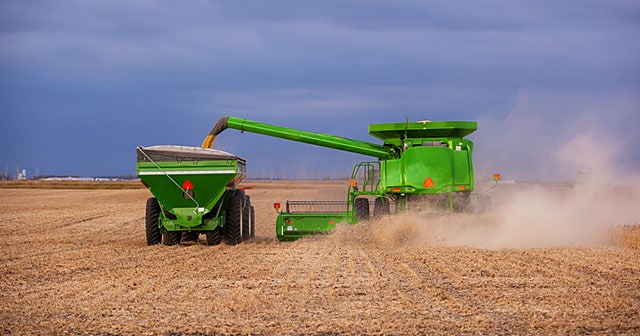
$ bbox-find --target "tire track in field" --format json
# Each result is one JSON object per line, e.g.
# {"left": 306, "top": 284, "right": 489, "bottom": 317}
{"left": 357, "top": 245, "right": 491, "bottom": 334}
{"left": 498, "top": 250, "right": 609, "bottom": 290}
{"left": 1, "top": 214, "right": 144, "bottom": 264}
{"left": 354, "top": 245, "right": 434, "bottom": 332}
{"left": 420, "top": 250, "right": 556, "bottom": 320}
{"left": 437, "top": 248, "right": 640, "bottom": 330}
{"left": 425, "top": 248, "right": 549, "bottom": 332}
{"left": 534, "top": 250, "right": 640, "bottom": 314}
{"left": 0, "top": 212, "right": 109, "bottom": 236}
{"left": 400, "top": 248, "right": 560, "bottom": 333}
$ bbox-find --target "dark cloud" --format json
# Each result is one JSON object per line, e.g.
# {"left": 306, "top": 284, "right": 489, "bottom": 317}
{"left": 0, "top": 1, "right": 638, "bottom": 179}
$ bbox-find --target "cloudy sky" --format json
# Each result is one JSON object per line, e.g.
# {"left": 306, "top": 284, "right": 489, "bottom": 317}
{"left": 1, "top": 0, "right": 639, "bottom": 181}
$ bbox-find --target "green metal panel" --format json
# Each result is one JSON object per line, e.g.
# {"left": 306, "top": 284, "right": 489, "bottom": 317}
{"left": 206, "top": 116, "right": 397, "bottom": 159}
{"left": 369, "top": 120, "right": 477, "bottom": 144}
{"left": 138, "top": 161, "right": 240, "bottom": 205}
{"left": 382, "top": 159, "right": 402, "bottom": 189}
{"left": 452, "top": 150, "right": 471, "bottom": 186}
{"left": 401, "top": 146, "right": 453, "bottom": 194}
{"left": 276, "top": 213, "right": 348, "bottom": 241}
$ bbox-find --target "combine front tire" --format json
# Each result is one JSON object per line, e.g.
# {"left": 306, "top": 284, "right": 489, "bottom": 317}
{"left": 355, "top": 198, "right": 370, "bottom": 221}
{"left": 145, "top": 197, "right": 162, "bottom": 245}
{"left": 224, "top": 192, "right": 243, "bottom": 245}
{"left": 373, "top": 197, "right": 390, "bottom": 218}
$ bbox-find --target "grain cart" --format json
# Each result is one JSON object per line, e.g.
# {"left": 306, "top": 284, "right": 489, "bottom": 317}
{"left": 203, "top": 116, "right": 482, "bottom": 241}
{"left": 136, "top": 145, "right": 254, "bottom": 246}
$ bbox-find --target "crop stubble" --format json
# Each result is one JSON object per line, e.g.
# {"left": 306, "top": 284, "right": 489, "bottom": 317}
{"left": 0, "top": 181, "right": 639, "bottom": 335}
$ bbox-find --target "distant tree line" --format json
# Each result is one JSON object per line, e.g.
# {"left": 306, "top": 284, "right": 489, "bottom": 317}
{"left": 0, "top": 174, "right": 140, "bottom": 181}
{"left": 34, "top": 174, "right": 140, "bottom": 180}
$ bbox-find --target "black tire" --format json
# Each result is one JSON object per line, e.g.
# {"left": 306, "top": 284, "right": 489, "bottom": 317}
{"left": 242, "top": 196, "right": 251, "bottom": 241}
{"left": 145, "top": 197, "right": 162, "bottom": 245}
{"left": 224, "top": 192, "right": 243, "bottom": 245}
{"left": 355, "top": 198, "right": 370, "bottom": 221}
{"left": 163, "top": 230, "right": 181, "bottom": 246}
{"left": 182, "top": 232, "right": 199, "bottom": 242}
{"left": 373, "top": 197, "right": 390, "bottom": 218}
{"left": 205, "top": 227, "right": 221, "bottom": 246}
{"left": 250, "top": 206, "right": 255, "bottom": 238}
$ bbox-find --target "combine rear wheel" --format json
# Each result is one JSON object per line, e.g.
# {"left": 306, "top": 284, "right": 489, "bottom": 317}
{"left": 145, "top": 197, "right": 161, "bottom": 245}
{"left": 355, "top": 198, "right": 370, "bottom": 221}
{"left": 224, "top": 192, "right": 243, "bottom": 245}
{"left": 373, "top": 197, "right": 390, "bottom": 218}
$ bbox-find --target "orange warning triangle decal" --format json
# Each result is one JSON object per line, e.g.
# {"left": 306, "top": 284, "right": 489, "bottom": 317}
{"left": 423, "top": 177, "right": 434, "bottom": 188}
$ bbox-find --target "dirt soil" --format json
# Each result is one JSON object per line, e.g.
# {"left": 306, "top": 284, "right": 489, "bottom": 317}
{"left": 1, "top": 181, "right": 639, "bottom": 335}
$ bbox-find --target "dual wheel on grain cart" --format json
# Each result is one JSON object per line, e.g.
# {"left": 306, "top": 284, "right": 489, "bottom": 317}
{"left": 144, "top": 191, "right": 254, "bottom": 247}
{"left": 207, "top": 191, "right": 255, "bottom": 245}
{"left": 223, "top": 191, "right": 255, "bottom": 245}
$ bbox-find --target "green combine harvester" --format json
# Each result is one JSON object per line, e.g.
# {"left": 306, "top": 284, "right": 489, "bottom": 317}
{"left": 202, "top": 116, "right": 488, "bottom": 242}
{"left": 136, "top": 145, "right": 254, "bottom": 246}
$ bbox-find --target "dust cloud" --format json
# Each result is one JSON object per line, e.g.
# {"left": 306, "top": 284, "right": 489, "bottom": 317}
{"left": 328, "top": 132, "right": 640, "bottom": 250}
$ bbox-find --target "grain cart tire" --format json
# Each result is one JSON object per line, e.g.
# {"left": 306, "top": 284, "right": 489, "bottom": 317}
{"left": 205, "top": 227, "right": 221, "bottom": 246}
{"left": 224, "top": 192, "right": 243, "bottom": 245}
{"left": 163, "top": 230, "right": 181, "bottom": 246}
{"left": 182, "top": 232, "right": 199, "bottom": 242}
{"left": 373, "top": 197, "right": 390, "bottom": 218}
{"left": 242, "top": 196, "right": 251, "bottom": 241}
{"left": 355, "top": 198, "right": 370, "bottom": 221}
{"left": 145, "top": 197, "right": 162, "bottom": 245}
{"left": 250, "top": 206, "right": 255, "bottom": 238}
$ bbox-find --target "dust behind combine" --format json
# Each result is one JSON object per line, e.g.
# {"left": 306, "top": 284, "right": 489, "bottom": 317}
{"left": 1, "top": 181, "right": 639, "bottom": 335}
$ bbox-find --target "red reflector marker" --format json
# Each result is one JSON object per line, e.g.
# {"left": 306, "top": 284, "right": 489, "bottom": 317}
{"left": 182, "top": 180, "right": 194, "bottom": 190}
{"left": 393, "top": 187, "right": 401, "bottom": 192}
{"left": 457, "top": 185, "right": 465, "bottom": 190}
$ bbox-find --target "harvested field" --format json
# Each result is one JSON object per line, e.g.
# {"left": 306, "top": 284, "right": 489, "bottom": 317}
{"left": 1, "top": 181, "right": 639, "bottom": 335}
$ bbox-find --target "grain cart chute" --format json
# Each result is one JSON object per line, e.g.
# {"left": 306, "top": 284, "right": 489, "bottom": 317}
{"left": 136, "top": 145, "right": 254, "bottom": 246}
{"left": 203, "top": 116, "right": 480, "bottom": 241}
